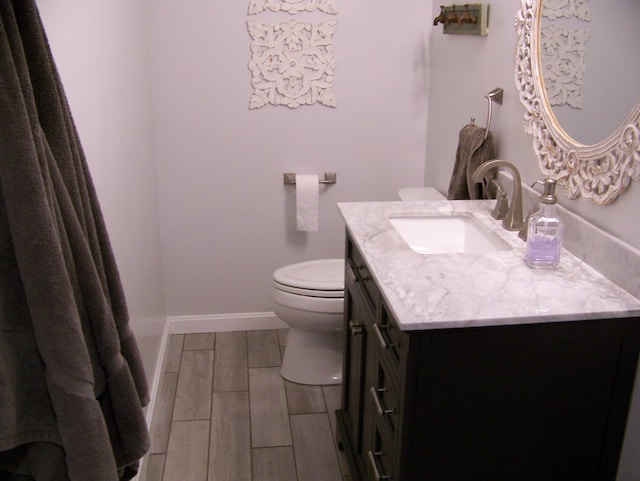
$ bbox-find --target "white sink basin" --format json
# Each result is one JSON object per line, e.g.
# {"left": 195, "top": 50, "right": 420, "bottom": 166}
{"left": 388, "top": 214, "right": 511, "bottom": 255}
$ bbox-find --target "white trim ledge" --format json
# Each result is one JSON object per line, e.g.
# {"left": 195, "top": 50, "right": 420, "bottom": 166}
{"left": 167, "top": 311, "right": 288, "bottom": 334}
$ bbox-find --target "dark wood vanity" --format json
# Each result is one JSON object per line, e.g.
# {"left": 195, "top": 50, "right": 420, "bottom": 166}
{"left": 336, "top": 233, "right": 640, "bottom": 481}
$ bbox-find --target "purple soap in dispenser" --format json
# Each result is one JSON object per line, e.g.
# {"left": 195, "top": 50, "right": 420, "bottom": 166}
{"left": 525, "top": 179, "right": 563, "bottom": 269}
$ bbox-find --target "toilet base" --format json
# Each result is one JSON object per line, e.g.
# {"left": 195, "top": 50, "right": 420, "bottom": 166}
{"left": 280, "top": 328, "right": 342, "bottom": 385}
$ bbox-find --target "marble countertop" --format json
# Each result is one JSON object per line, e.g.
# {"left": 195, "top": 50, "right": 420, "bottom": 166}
{"left": 338, "top": 200, "right": 640, "bottom": 331}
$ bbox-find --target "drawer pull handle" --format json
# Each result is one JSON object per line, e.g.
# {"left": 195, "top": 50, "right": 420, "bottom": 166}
{"left": 354, "top": 275, "right": 372, "bottom": 283}
{"left": 373, "top": 323, "right": 399, "bottom": 350}
{"left": 369, "top": 386, "right": 395, "bottom": 416}
{"left": 367, "top": 450, "right": 391, "bottom": 480}
{"left": 349, "top": 321, "right": 363, "bottom": 335}
{"left": 373, "top": 323, "right": 389, "bottom": 350}
{"left": 347, "top": 268, "right": 356, "bottom": 284}
{"left": 351, "top": 264, "right": 371, "bottom": 282}
{"left": 372, "top": 323, "right": 387, "bottom": 349}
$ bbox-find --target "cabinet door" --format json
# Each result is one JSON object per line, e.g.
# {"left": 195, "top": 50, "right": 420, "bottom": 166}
{"left": 341, "top": 264, "right": 374, "bottom": 457}
{"left": 338, "top": 235, "right": 385, "bottom": 481}
{"left": 411, "top": 320, "right": 638, "bottom": 481}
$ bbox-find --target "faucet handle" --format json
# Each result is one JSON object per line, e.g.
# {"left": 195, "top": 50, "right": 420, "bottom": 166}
{"left": 490, "top": 179, "right": 509, "bottom": 220}
{"left": 518, "top": 211, "right": 535, "bottom": 241}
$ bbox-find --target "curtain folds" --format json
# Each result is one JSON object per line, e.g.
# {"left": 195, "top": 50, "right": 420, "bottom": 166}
{"left": 0, "top": 1, "right": 150, "bottom": 479}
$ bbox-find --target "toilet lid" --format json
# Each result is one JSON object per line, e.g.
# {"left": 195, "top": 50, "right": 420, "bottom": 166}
{"left": 273, "top": 259, "right": 345, "bottom": 296}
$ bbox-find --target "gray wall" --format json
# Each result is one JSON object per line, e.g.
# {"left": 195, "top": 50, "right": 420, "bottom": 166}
{"left": 147, "top": 0, "right": 432, "bottom": 317}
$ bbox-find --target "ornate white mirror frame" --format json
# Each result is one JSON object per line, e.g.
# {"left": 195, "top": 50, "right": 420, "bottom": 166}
{"left": 515, "top": 0, "right": 640, "bottom": 205}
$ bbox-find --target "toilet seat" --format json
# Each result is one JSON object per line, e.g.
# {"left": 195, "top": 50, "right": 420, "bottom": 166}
{"left": 273, "top": 259, "right": 344, "bottom": 298}
{"left": 273, "top": 281, "right": 344, "bottom": 298}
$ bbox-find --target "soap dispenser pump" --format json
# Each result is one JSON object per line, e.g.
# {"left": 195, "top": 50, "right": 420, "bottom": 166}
{"left": 525, "top": 178, "right": 564, "bottom": 269}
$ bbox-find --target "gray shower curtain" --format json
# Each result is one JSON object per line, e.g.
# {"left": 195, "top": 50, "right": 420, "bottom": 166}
{"left": 0, "top": 1, "right": 150, "bottom": 480}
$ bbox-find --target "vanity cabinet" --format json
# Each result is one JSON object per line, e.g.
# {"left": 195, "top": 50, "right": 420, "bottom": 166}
{"left": 338, "top": 235, "right": 378, "bottom": 481}
{"left": 336, "top": 233, "right": 640, "bottom": 481}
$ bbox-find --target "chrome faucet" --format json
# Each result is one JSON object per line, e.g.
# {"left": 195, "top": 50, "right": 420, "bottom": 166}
{"left": 472, "top": 160, "right": 524, "bottom": 231}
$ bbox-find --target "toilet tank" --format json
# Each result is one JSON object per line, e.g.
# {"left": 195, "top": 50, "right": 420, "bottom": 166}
{"left": 398, "top": 187, "right": 445, "bottom": 201}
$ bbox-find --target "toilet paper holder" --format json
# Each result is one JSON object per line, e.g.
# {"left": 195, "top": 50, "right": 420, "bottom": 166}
{"left": 283, "top": 172, "right": 337, "bottom": 185}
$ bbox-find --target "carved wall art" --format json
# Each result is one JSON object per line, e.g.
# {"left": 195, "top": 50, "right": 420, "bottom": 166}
{"left": 540, "top": 25, "right": 590, "bottom": 108}
{"left": 542, "top": 0, "right": 591, "bottom": 21}
{"left": 248, "top": 0, "right": 337, "bottom": 15}
{"left": 247, "top": 19, "right": 337, "bottom": 109}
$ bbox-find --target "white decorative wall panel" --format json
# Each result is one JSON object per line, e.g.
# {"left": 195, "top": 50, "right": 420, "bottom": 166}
{"left": 540, "top": 25, "right": 590, "bottom": 108}
{"left": 248, "top": 0, "right": 337, "bottom": 15}
{"left": 542, "top": 0, "right": 591, "bottom": 21}
{"left": 247, "top": 19, "right": 337, "bottom": 109}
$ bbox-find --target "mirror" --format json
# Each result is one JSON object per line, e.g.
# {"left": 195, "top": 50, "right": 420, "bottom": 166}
{"left": 540, "top": 1, "right": 640, "bottom": 146}
{"left": 515, "top": 0, "right": 640, "bottom": 205}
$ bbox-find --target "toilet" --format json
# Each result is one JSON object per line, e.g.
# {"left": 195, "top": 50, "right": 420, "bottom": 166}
{"left": 271, "top": 259, "right": 345, "bottom": 385}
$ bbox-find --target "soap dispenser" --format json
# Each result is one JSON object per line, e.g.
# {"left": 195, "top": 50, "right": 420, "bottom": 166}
{"left": 525, "top": 178, "right": 563, "bottom": 269}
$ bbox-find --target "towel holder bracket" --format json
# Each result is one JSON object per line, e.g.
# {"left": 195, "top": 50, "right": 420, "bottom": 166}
{"left": 472, "top": 87, "right": 503, "bottom": 141}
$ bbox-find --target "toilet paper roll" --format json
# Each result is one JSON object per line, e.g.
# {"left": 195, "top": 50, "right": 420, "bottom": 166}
{"left": 296, "top": 174, "right": 319, "bottom": 232}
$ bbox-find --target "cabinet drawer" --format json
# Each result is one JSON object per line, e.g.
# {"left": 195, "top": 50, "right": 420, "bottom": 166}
{"left": 348, "top": 239, "right": 380, "bottom": 311}
{"left": 372, "top": 303, "right": 405, "bottom": 370}
{"left": 367, "top": 423, "right": 396, "bottom": 481}
{"left": 369, "top": 354, "right": 400, "bottom": 437}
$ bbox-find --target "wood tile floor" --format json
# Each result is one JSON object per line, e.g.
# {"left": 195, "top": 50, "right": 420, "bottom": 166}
{"left": 139, "top": 329, "right": 351, "bottom": 481}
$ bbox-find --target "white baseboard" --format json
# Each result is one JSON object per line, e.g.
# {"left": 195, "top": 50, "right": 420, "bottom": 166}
{"left": 143, "top": 318, "right": 171, "bottom": 426}
{"left": 167, "top": 311, "right": 288, "bottom": 334}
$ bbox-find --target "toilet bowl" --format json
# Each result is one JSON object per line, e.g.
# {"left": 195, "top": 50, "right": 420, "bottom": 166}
{"left": 271, "top": 259, "right": 345, "bottom": 385}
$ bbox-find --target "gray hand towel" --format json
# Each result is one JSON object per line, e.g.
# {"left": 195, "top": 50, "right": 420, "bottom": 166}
{"left": 447, "top": 123, "right": 496, "bottom": 200}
